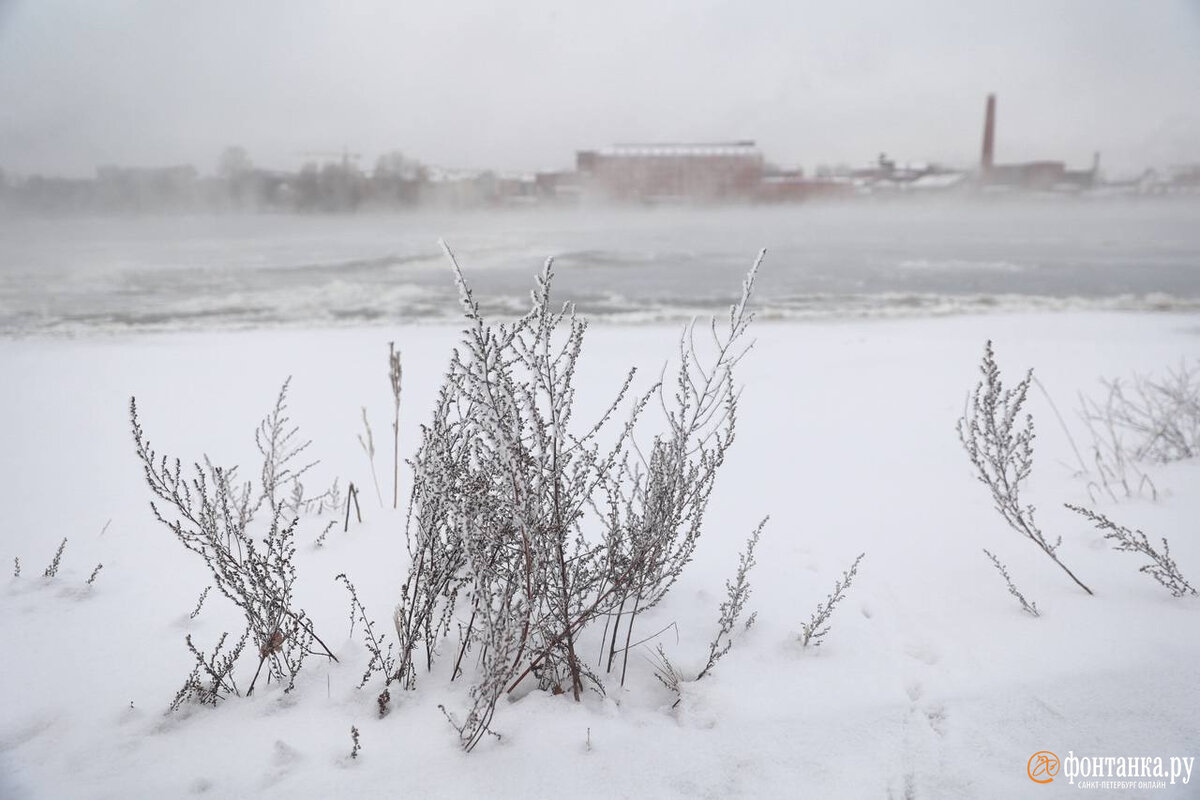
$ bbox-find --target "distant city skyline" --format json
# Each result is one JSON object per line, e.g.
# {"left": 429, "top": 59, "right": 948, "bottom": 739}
{"left": 2, "top": 0, "right": 1198, "bottom": 179}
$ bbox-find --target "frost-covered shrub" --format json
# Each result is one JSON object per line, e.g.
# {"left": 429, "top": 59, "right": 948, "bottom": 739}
{"left": 957, "top": 341, "right": 1093, "bottom": 595}
{"left": 799, "top": 553, "right": 865, "bottom": 647}
{"left": 392, "top": 245, "right": 765, "bottom": 750}
{"left": 131, "top": 379, "right": 338, "bottom": 709}
{"left": 1079, "top": 360, "right": 1200, "bottom": 465}
{"left": 653, "top": 518, "right": 766, "bottom": 705}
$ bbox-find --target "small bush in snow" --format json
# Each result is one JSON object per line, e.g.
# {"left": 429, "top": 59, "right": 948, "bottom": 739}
{"left": 170, "top": 631, "right": 249, "bottom": 710}
{"left": 697, "top": 517, "right": 765, "bottom": 681}
{"left": 13, "top": 556, "right": 20, "bottom": 578}
{"left": 1080, "top": 360, "right": 1200, "bottom": 465}
{"left": 1067, "top": 504, "right": 1196, "bottom": 598}
{"left": 132, "top": 379, "right": 338, "bottom": 708}
{"left": 393, "top": 245, "right": 765, "bottom": 750}
{"left": 982, "top": 549, "right": 1040, "bottom": 617}
{"left": 800, "top": 553, "right": 864, "bottom": 647}
{"left": 957, "top": 341, "right": 1094, "bottom": 595}
{"left": 1077, "top": 391, "right": 1158, "bottom": 503}
{"left": 86, "top": 563, "right": 103, "bottom": 586}
{"left": 335, "top": 573, "right": 397, "bottom": 711}
{"left": 651, "top": 518, "right": 766, "bottom": 705}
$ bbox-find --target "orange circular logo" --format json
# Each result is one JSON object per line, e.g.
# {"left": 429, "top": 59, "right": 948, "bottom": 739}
{"left": 1028, "top": 751, "right": 1060, "bottom": 783}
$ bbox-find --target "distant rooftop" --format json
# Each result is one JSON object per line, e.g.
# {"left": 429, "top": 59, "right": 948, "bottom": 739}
{"left": 597, "top": 141, "right": 760, "bottom": 158}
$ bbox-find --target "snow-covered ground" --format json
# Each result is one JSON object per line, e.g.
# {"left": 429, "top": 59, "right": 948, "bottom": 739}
{"left": 1, "top": 311, "right": 1197, "bottom": 798}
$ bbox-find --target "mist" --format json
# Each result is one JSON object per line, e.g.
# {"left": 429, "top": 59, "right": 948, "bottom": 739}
{"left": 2, "top": 0, "right": 1199, "bottom": 178}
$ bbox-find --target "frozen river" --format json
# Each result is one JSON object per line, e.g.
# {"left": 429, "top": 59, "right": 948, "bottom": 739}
{"left": 1, "top": 200, "right": 1198, "bottom": 335}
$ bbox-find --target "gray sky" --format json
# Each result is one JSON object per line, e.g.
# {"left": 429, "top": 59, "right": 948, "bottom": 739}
{"left": 1, "top": 0, "right": 1198, "bottom": 178}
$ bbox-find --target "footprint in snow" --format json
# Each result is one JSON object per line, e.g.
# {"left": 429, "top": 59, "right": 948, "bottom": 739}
{"left": 902, "top": 641, "right": 941, "bottom": 666}
{"left": 924, "top": 704, "right": 948, "bottom": 737}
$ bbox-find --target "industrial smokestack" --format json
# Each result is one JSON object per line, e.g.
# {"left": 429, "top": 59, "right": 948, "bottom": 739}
{"left": 981, "top": 93, "right": 996, "bottom": 172}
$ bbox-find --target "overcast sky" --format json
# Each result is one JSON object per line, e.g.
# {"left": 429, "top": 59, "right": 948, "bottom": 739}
{"left": 1, "top": 0, "right": 1198, "bottom": 178}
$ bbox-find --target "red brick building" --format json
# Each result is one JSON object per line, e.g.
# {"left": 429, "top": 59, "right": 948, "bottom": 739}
{"left": 576, "top": 142, "right": 764, "bottom": 202}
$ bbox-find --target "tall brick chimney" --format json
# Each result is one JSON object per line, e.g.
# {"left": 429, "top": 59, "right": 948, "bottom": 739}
{"left": 981, "top": 93, "right": 996, "bottom": 172}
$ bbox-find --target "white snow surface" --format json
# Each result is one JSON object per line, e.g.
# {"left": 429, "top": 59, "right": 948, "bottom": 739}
{"left": 1, "top": 312, "right": 1197, "bottom": 798}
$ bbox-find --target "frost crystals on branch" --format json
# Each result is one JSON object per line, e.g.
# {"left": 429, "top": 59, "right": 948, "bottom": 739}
{"left": 1067, "top": 505, "right": 1196, "bottom": 598}
{"left": 957, "top": 341, "right": 1094, "bottom": 595}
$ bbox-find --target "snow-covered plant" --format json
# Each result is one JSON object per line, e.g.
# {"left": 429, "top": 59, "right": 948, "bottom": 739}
{"left": 349, "top": 726, "right": 361, "bottom": 760}
{"left": 1078, "top": 385, "right": 1158, "bottom": 503}
{"left": 1080, "top": 360, "right": 1200, "bottom": 465}
{"left": 394, "top": 245, "right": 764, "bottom": 750}
{"left": 799, "top": 553, "right": 864, "bottom": 648}
{"left": 648, "top": 644, "right": 684, "bottom": 701}
{"left": 336, "top": 573, "right": 397, "bottom": 715}
{"left": 600, "top": 266, "right": 760, "bottom": 688}
{"left": 12, "top": 556, "right": 20, "bottom": 578}
{"left": 314, "top": 519, "right": 335, "bottom": 549}
{"left": 284, "top": 475, "right": 343, "bottom": 519}
{"left": 357, "top": 407, "right": 384, "bottom": 506}
{"left": 42, "top": 537, "right": 67, "bottom": 578}
{"left": 389, "top": 342, "right": 403, "bottom": 509}
{"left": 957, "top": 341, "right": 1094, "bottom": 595}
{"left": 317, "top": 478, "right": 344, "bottom": 516}
{"left": 131, "top": 380, "right": 338, "bottom": 708}
{"left": 254, "top": 379, "right": 319, "bottom": 513}
{"left": 982, "top": 549, "right": 1040, "bottom": 617}
{"left": 697, "top": 517, "right": 765, "bottom": 681}
{"left": 1067, "top": 505, "right": 1196, "bottom": 598}
{"left": 650, "top": 519, "right": 765, "bottom": 706}
{"left": 446, "top": 567, "right": 523, "bottom": 750}
{"left": 86, "top": 563, "right": 103, "bottom": 586}
{"left": 169, "top": 630, "right": 249, "bottom": 711}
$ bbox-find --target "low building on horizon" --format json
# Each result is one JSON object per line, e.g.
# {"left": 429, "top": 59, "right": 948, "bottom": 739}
{"left": 575, "top": 141, "right": 764, "bottom": 203}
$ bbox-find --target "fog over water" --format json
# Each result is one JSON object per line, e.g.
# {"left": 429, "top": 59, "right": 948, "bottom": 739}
{"left": 2, "top": 201, "right": 1198, "bottom": 336}
{"left": 2, "top": 1, "right": 1198, "bottom": 176}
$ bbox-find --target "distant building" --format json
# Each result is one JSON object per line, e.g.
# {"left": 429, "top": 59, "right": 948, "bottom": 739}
{"left": 576, "top": 141, "right": 763, "bottom": 202}
{"left": 755, "top": 173, "right": 855, "bottom": 202}
{"left": 978, "top": 93, "right": 1098, "bottom": 192}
